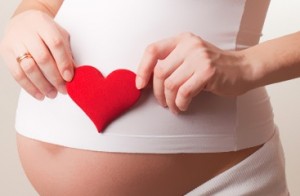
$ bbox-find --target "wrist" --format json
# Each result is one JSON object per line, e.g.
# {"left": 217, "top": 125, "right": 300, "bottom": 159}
{"left": 13, "top": 0, "right": 63, "bottom": 18}
{"left": 234, "top": 49, "right": 265, "bottom": 90}
{"left": 208, "top": 49, "right": 258, "bottom": 96}
{"left": 239, "top": 33, "right": 300, "bottom": 88}
{"left": 218, "top": 49, "right": 255, "bottom": 83}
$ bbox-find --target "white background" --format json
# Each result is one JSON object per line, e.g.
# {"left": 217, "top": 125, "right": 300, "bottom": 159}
{"left": 0, "top": 0, "right": 300, "bottom": 195}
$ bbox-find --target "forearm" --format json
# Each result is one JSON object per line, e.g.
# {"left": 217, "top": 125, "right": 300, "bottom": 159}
{"left": 13, "top": 0, "right": 64, "bottom": 17}
{"left": 242, "top": 32, "right": 300, "bottom": 88}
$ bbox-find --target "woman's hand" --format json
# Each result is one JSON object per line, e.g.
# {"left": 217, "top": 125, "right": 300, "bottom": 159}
{"left": 0, "top": 10, "right": 74, "bottom": 100}
{"left": 136, "top": 32, "right": 255, "bottom": 114}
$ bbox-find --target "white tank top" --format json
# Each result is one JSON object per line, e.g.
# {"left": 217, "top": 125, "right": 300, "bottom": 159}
{"left": 15, "top": 0, "right": 275, "bottom": 153}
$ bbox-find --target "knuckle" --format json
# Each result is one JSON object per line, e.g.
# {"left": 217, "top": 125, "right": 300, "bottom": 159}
{"left": 49, "top": 36, "right": 64, "bottom": 48}
{"left": 178, "top": 86, "right": 193, "bottom": 99}
{"left": 190, "top": 37, "right": 205, "bottom": 49}
{"left": 36, "top": 50, "right": 50, "bottom": 64}
{"left": 154, "top": 64, "right": 167, "bottom": 79}
{"left": 194, "top": 39, "right": 206, "bottom": 49}
{"left": 179, "top": 32, "right": 194, "bottom": 39}
{"left": 145, "top": 44, "right": 158, "bottom": 56}
{"left": 201, "top": 50, "right": 211, "bottom": 59}
{"left": 178, "top": 32, "right": 205, "bottom": 49}
{"left": 164, "top": 78, "right": 178, "bottom": 91}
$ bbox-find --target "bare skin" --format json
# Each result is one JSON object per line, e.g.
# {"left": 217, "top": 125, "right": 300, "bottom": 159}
{"left": 0, "top": 0, "right": 71, "bottom": 100}
{"left": 2, "top": 0, "right": 300, "bottom": 195}
{"left": 135, "top": 32, "right": 300, "bottom": 113}
{"left": 17, "top": 134, "right": 261, "bottom": 195}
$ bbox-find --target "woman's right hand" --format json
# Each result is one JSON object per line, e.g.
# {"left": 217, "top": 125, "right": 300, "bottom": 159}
{"left": 0, "top": 10, "right": 74, "bottom": 100}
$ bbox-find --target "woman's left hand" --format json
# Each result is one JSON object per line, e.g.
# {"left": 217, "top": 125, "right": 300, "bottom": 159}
{"left": 136, "top": 32, "right": 255, "bottom": 114}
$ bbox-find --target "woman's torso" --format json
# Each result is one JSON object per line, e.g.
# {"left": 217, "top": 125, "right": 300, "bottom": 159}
{"left": 15, "top": 0, "right": 275, "bottom": 153}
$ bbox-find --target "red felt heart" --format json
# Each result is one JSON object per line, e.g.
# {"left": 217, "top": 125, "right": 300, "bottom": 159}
{"left": 66, "top": 65, "right": 141, "bottom": 132}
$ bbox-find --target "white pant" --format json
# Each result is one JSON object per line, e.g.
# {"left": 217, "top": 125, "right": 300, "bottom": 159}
{"left": 186, "top": 129, "right": 289, "bottom": 196}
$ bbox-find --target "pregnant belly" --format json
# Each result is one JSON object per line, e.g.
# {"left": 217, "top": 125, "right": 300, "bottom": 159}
{"left": 17, "top": 133, "right": 262, "bottom": 195}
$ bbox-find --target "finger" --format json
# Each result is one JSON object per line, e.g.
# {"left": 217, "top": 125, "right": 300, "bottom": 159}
{"left": 39, "top": 23, "right": 74, "bottom": 82}
{"left": 26, "top": 34, "right": 66, "bottom": 94}
{"left": 136, "top": 37, "right": 177, "bottom": 89}
{"left": 14, "top": 46, "right": 57, "bottom": 99}
{"left": 176, "top": 72, "right": 207, "bottom": 111}
{"left": 5, "top": 52, "right": 45, "bottom": 100}
{"left": 153, "top": 59, "right": 183, "bottom": 107}
{"left": 153, "top": 75, "right": 167, "bottom": 107}
{"left": 152, "top": 45, "right": 188, "bottom": 108}
{"left": 20, "top": 57, "right": 57, "bottom": 99}
{"left": 153, "top": 45, "right": 186, "bottom": 80}
{"left": 164, "top": 61, "right": 194, "bottom": 113}
{"left": 16, "top": 69, "right": 46, "bottom": 101}
{"left": 164, "top": 86, "right": 179, "bottom": 114}
{"left": 153, "top": 41, "right": 191, "bottom": 110}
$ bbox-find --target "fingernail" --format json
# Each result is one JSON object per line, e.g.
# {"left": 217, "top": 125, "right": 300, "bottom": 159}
{"left": 35, "top": 93, "right": 45, "bottom": 101}
{"left": 63, "top": 70, "right": 73, "bottom": 82}
{"left": 136, "top": 76, "right": 144, "bottom": 89}
{"left": 179, "top": 104, "right": 188, "bottom": 112}
{"left": 47, "top": 90, "right": 57, "bottom": 99}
